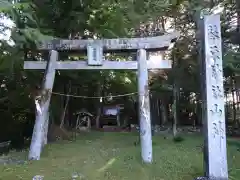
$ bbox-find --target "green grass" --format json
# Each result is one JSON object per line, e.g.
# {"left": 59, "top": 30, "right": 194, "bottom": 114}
{"left": 0, "top": 132, "right": 240, "bottom": 180}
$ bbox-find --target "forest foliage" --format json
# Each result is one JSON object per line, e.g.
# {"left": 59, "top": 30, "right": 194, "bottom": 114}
{"left": 0, "top": 0, "right": 240, "bottom": 147}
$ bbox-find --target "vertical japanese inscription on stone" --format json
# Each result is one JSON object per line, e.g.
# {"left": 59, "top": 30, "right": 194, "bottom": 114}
{"left": 203, "top": 14, "right": 228, "bottom": 179}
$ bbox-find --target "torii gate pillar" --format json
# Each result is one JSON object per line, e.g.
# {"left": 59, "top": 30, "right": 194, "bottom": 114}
{"left": 138, "top": 49, "right": 152, "bottom": 162}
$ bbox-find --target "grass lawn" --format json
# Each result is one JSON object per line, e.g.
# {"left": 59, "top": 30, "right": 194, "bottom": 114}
{"left": 0, "top": 132, "right": 240, "bottom": 180}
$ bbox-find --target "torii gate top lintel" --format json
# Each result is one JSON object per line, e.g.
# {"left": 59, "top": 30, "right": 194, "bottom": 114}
{"left": 25, "top": 32, "right": 180, "bottom": 70}
{"left": 38, "top": 31, "right": 180, "bottom": 52}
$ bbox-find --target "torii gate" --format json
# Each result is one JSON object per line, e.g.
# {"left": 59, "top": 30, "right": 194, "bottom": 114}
{"left": 24, "top": 32, "right": 180, "bottom": 163}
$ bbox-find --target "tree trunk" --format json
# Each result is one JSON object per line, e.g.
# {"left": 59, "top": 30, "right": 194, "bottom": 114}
{"left": 193, "top": 103, "right": 197, "bottom": 128}
{"left": 95, "top": 80, "right": 102, "bottom": 128}
{"left": 231, "top": 75, "right": 238, "bottom": 127}
{"left": 233, "top": 76, "right": 240, "bottom": 128}
{"left": 172, "top": 55, "right": 179, "bottom": 137}
{"left": 236, "top": 90, "right": 240, "bottom": 110}
{"left": 60, "top": 81, "right": 72, "bottom": 129}
{"left": 172, "top": 93, "right": 178, "bottom": 137}
{"left": 195, "top": 93, "right": 202, "bottom": 126}
{"left": 156, "top": 98, "right": 160, "bottom": 124}
{"left": 160, "top": 100, "right": 168, "bottom": 126}
{"left": 116, "top": 114, "right": 121, "bottom": 127}
{"left": 235, "top": 0, "right": 240, "bottom": 127}
{"left": 236, "top": 0, "right": 240, "bottom": 34}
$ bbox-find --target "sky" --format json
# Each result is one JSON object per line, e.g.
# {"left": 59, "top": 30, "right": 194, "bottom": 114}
{"left": 0, "top": 15, "right": 14, "bottom": 45}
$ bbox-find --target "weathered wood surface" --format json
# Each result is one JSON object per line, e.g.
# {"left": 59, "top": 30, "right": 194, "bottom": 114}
{"left": 43, "top": 111, "right": 49, "bottom": 145}
{"left": 24, "top": 60, "right": 171, "bottom": 70}
{"left": 38, "top": 32, "right": 180, "bottom": 51}
{"left": 201, "top": 14, "right": 228, "bottom": 179}
{"left": 28, "top": 50, "right": 58, "bottom": 160}
{"left": 137, "top": 49, "right": 152, "bottom": 163}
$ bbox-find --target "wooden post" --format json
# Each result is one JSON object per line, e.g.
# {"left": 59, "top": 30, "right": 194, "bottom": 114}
{"left": 28, "top": 50, "right": 58, "bottom": 160}
{"left": 197, "top": 14, "right": 228, "bottom": 180}
{"left": 137, "top": 49, "right": 152, "bottom": 163}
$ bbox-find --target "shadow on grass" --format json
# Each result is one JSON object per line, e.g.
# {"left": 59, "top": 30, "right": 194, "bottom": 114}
{"left": 228, "top": 140, "right": 240, "bottom": 149}
{"left": 189, "top": 166, "right": 204, "bottom": 179}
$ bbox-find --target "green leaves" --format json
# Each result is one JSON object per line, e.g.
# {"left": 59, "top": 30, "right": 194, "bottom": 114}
{"left": 223, "top": 50, "right": 240, "bottom": 74}
{"left": 0, "top": 0, "right": 16, "bottom": 12}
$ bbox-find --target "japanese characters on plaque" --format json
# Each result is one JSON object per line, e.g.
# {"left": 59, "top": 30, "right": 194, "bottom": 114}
{"left": 87, "top": 44, "right": 103, "bottom": 66}
{"left": 204, "top": 15, "right": 226, "bottom": 151}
